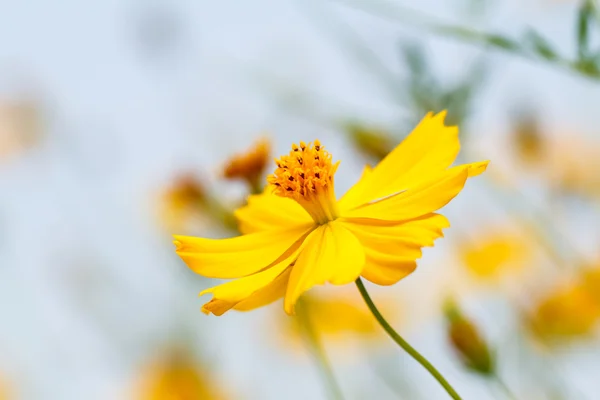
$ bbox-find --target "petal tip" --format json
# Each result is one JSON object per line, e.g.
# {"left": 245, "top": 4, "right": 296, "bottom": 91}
{"left": 467, "top": 160, "right": 490, "bottom": 177}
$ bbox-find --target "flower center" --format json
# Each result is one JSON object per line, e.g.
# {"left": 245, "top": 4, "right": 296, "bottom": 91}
{"left": 267, "top": 140, "right": 340, "bottom": 224}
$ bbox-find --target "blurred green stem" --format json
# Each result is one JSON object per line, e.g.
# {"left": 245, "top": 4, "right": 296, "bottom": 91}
{"left": 332, "top": 0, "right": 600, "bottom": 81}
{"left": 492, "top": 373, "right": 518, "bottom": 400}
{"left": 297, "top": 299, "right": 345, "bottom": 400}
{"left": 355, "top": 278, "right": 463, "bottom": 400}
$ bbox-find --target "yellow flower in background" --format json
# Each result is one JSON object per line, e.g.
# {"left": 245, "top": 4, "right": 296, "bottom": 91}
{"left": 272, "top": 292, "right": 399, "bottom": 357}
{"left": 283, "top": 292, "right": 394, "bottom": 340}
{"left": 135, "top": 352, "right": 226, "bottom": 400}
{"left": 541, "top": 133, "right": 600, "bottom": 199}
{"left": 528, "top": 282, "right": 600, "bottom": 343}
{"left": 581, "top": 266, "right": 600, "bottom": 303}
{"left": 174, "top": 111, "right": 488, "bottom": 315}
{"left": 160, "top": 173, "right": 209, "bottom": 232}
{"left": 0, "top": 376, "right": 10, "bottom": 400}
{"left": 511, "top": 115, "right": 545, "bottom": 165}
{"left": 0, "top": 101, "right": 40, "bottom": 162}
{"left": 222, "top": 137, "right": 270, "bottom": 193}
{"left": 460, "top": 233, "right": 528, "bottom": 280}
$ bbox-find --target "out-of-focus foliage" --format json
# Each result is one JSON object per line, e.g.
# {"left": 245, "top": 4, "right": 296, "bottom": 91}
{"left": 336, "top": 0, "right": 600, "bottom": 79}
{"left": 399, "top": 43, "right": 486, "bottom": 128}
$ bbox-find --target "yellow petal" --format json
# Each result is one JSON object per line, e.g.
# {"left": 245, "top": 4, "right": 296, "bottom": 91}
{"left": 174, "top": 223, "right": 314, "bottom": 279}
{"left": 235, "top": 189, "right": 313, "bottom": 234}
{"left": 234, "top": 268, "right": 292, "bottom": 312}
{"left": 339, "top": 111, "right": 460, "bottom": 210}
{"left": 341, "top": 162, "right": 488, "bottom": 221}
{"left": 465, "top": 160, "right": 489, "bottom": 177}
{"left": 340, "top": 214, "right": 449, "bottom": 285}
{"left": 361, "top": 260, "right": 417, "bottom": 286}
{"left": 284, "top": 221, "right": 366, "bottom": 314}
{"left": 199, "top": 252, "right": 297, "bottom": 316}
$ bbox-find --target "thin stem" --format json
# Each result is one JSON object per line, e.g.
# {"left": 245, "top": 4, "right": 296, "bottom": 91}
{"left": 332, "top": 0, "right": 600, "bottom": 81}
{"left": 355, "top": 278, "right": 462, "bottom": 400}
{"left": 297, "top": 300, "right": 345, "bottom": 400}
{"left": 492, "top": 373, "right": 518, "bottom": 400}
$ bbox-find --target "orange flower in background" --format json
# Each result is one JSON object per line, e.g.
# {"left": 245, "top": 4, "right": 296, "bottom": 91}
{"left": 160, "top": 173, "right": 209, "bottom": 232}
{"left": 511, "top": 113, "right": 545, "bottom": 166}
{"left": 174, "top": 111, "right": 488, "bottom": 316}
{"left": 135, "top": 351, "right": 227, "bottom": 400}
{"left": 0, "top": 101, "right": 40, "bottom": 162}
{"left": 222, "top": 137, "right": 270, "bottom": 193}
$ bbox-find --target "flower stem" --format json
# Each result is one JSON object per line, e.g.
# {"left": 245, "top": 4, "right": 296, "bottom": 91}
{"left": 355, "top": 278, "right": 462, "bottom": 400}
{"left": 492, "top": 373, "right": 518, "bottom": 400}
{"left": 297, "top": 299, "right": 345, "bottom": 400}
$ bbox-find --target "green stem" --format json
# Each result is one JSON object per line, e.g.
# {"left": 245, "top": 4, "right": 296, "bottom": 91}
{"left": 297, "top": 300, "right": 345, "bottom": 400}
{"left": 332, "top": 0, "right": 600, "bottom": 81}
{"left": 355, "top": 278, "right": 462, "bottom": 400}
{"left": 492, "top": 373, "right": 518, "bottom": 400}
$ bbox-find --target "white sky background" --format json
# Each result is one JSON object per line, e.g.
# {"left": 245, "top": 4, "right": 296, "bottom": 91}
{"left": 0, "top": 0, "right": 599, "bottom": 399}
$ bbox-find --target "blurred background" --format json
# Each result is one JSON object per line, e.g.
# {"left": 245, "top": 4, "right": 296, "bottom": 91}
{"left": 1, "top": 0, "right": 600, "bottom": 399}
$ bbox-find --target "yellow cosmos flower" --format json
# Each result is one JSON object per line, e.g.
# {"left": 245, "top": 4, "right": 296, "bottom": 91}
{"left": 174, "top": 112, "right": 488, "bottom": 316}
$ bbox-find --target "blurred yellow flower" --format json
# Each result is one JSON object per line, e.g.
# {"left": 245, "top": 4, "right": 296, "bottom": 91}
{"left": 528, "top": 282, "right": 600, "bottom": 343}
{"left": 0, "top": 376, "right": 11, "bottom": 400}
{"left": 512, "top": 116, "right": 544, "bottom": 165}
{"left": 460, "top": 233, "right": 528, "bottom": 280}
{"left": 0, "top": 101, "right": 40, "bottom": 162}
{"left": 222, "top": 137, "right": 270, "bottom": 193}
{"left": 285, "top": 292, "right": 394, "bottom": 341}
{"left": 533, "top": 132, "right": 600, "bottom": 198}
{"left": 160, "top": 173, "right": 208, "bottom": 232}
{"left": 173, "top": 111, "right": 488, "bottom": 316}
{"left": 582, "top": 266, "right": 600, "bottom": 303}
{"left": 135, "top": 351, "right": 226, "bottom": 400}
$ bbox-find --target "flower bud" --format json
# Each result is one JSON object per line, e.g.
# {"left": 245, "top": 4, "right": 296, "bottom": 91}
{"left": 445, "top": 300, "right": 494, "bottom": 375}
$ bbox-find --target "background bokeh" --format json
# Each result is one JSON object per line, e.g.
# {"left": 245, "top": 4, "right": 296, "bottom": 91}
{"left": 1, "top": 0, "right": 600, "bottom": 399}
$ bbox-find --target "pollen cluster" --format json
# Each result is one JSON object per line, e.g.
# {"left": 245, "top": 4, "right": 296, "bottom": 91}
{"left": 267, "top": 140, "right": 339, "bottom": 201}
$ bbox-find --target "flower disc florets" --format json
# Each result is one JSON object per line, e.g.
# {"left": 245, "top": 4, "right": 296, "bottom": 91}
{"left": 267, "top": 140, "right": 340, "bottom": 224}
